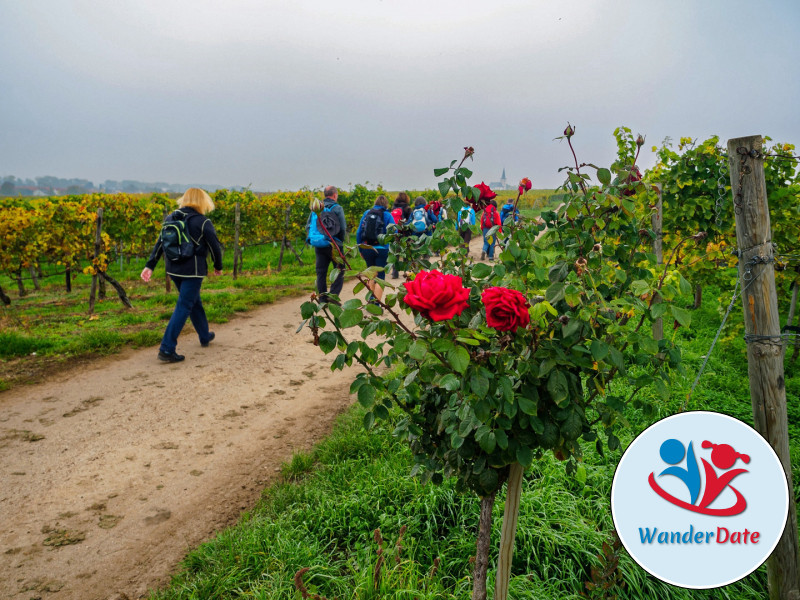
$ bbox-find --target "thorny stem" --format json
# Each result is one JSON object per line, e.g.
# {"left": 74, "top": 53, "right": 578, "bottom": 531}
{"left": 568, "top": 136, "right": 588, "bottom": 195}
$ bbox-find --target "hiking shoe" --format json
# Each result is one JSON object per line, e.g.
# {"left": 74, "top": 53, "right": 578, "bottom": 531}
{"left": 201, "top": 332, "right": 215, "bottom": 347}
{"left": 158, "top": 350, "right": 185, "bottom": 363}
{"left": 480, "top": 251, "right": 486, "bottom": 260}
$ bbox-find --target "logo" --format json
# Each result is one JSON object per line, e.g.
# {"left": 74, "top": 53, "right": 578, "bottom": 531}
{"left": 648, "top": 439, "right": 750, "bottom": 516}
{"left": 611, "top": 411, "right": 789, "bottom": 589}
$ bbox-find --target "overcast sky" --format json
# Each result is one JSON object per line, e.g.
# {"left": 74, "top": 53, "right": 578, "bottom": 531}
{"left": 1, "top": 1, "right": 798, "bottom": 191}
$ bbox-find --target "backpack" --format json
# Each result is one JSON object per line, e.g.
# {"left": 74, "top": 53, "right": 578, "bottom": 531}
{"left": 410, "top": 207, "right": 428, "bottom": 233}
{"left": 481, "top": 207, "right": 496, "bottom": 229}
{"left": 308, "top": 205, "right": 342, "bottom": 248}
{"left": 500, "top": 204, "right": 514, "bottom": 223}
{"left": 160, "top": 211, "right": 199, "bottom": 263}
{"left": 360, "top": 208, "right": 386, "bottom": 245}
{"left": 390, "top": 207, "right": 403, "bottom": 224}
{"left": 458, "top": 207, "right": 471, "bottom": 227}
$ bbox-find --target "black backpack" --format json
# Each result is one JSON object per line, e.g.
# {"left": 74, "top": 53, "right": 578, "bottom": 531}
{"left": 317, "top": 205, "right": 342, "bottom": 240}
{"left": 360, "top": 208, "right": 386, "bottom": 245}
{"left": 160, "top": 211, "right": 200, "bottom": 262}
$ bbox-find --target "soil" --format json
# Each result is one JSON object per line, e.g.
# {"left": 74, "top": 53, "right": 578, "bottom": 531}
{"left": 0, "top": 278, "right": 364, "bottom": 600}
{"left": 0, "top": 236, "right": 492, "bottom": 600}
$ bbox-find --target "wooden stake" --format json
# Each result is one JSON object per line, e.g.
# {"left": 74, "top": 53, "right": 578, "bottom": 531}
{"left": 494, "top": 462, "right": 524, "bottom": 600}
{"left": 88, "top": 208, "right": 103, "bottom": 314}
{"left": 233, "top": 201, "right": 241, "bottom": 280}
{"left": 651, "top": 184, "right": 663, "bottom": 341}
{"left": 728, "top": 135, "right": 800, "bottom": 600}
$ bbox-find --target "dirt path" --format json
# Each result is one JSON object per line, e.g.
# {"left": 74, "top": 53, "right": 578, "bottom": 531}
{"left": 0, "top": 236, "right": 490, "bottom": 600}
{"left": 0, "top": 278, "right": 367, "bottom": 600}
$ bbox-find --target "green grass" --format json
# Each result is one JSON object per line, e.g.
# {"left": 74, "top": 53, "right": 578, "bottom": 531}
{"left": 148, "top": 289, "right": 796, "bottom": 599}
{"left": 0, "top": 241, "right": 361, "bottom": 387}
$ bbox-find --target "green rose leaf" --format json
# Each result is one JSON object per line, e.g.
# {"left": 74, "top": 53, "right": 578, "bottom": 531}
{"left": 409, "top": 340, "right": 428, "bottom": 361}
{"left": 339, "top": 308, "right": 363, "bottom": 329}
{"left": 547, "top": 370, "right": 569, "bottom": 407}
{"left": 516, "top": 445, "right": 533, "bottom": 468}
{"left": 590, "top": 340, "right": 609, "bottom": 361}
{"left": 434, "top": 167, "right": 450, "bottom": 177}
{"left": 357, "top": 384, "right": 376, "bottom": 408}
{"left": 440, "top": 373, "right": 461, "bottom": 391}
{"left": 318, "top": 331, "right": 337, "bottom": 354}
{"left": 471, "top": 262, "right": 492, "bottom": 278}
{"left": 363, "top": 411, "right": 375, "bottom": 430}
{"left": 448, "top": 346, "right": 470, "bottom": 374}
{"left": 597, "top": 168, "right": 612, "bottom": 185}
{"left": 478, "top": 468, "right": 499, "bottom": 495}
{"left": 517, "top": 393, "right": 538, "bottom": 415}
{"left": 300, "top": 301, "right": 317, "bottom": 319}
{"left": 671, "top": 305, "right": 692, "bottom": 328}
{"left": 470, "top": 374, "right": 490, "bottom": 397}
{"left": 438, "top": 180, "right": 451, "bottom": 197}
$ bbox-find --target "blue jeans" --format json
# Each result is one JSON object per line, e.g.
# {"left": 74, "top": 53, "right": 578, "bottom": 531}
{"left": 160, "top": 276, "right": 211, "bottom": 353}
{"left": 359, "top": 247, "right": 389, "bottom": 280}
{"left": 482, "top": 228, "right": 497, "bottom": 259}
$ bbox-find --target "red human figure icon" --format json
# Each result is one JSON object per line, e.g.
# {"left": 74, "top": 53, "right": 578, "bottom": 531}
{"left": 698, "top": 441, "right": 750, "bottom": 512}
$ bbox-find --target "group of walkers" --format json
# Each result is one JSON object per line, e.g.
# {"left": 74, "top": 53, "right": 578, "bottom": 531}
{"left": 141, "top": 186, "right": 521, "bottom": 362}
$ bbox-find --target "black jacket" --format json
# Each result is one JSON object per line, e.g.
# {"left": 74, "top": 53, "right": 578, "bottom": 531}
{"left": 145, "top": 207, "right": 224, "bottom": 278}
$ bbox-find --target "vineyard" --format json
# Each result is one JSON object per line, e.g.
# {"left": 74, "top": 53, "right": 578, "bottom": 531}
{"left": 1, "top": 128, "right": 800, "bottom": 600}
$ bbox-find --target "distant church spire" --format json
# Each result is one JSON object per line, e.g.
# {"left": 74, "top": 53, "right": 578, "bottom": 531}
{"left": 500, "top": 168, "right": 507, "bottom": 189}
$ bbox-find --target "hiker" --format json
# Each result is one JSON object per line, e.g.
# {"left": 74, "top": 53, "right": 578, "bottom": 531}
{"left": 500, "top": 199, "right": 520, "bottom": 226}
{"left": 407, "top": 196, "right": 431, "bottom": 237}
{"left": 140, "top": 188, "right": 223, "bottom": 363}
{"left": 306, "top": 185, "right": 347, "bottom": 304}
{"left": 425, "top": 199, "right": 443, "bottom": 229}
{"left": 389, "top": 192, "right": 412, "bottom": 279}
{"left": 457, "top": 203, "right": 476, "bottom": 255}
{"left": 480, "top": 199, "right": 502, "bottom": 261}
{"left": 356, "top": 194, "right": 394, "bottom": 303}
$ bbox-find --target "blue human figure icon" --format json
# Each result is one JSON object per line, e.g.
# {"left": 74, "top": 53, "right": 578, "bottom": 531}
{"left": 658, "top": 438, "right": 701, "bottom": 505}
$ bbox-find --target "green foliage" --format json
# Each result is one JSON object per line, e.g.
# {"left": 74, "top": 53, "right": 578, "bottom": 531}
{"left": 302, "top": 130, "right": 687, "bottom": 499}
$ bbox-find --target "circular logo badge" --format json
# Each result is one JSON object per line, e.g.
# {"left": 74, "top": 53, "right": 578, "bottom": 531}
{"left": 611, "top": 411, "right": 789, "bottom": 589}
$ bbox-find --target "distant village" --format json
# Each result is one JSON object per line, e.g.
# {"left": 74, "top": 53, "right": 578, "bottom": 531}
{"left": 0, "top": 176, "right": 226, "bottom": 197}
{"left": 1, "top": 169, "right": 514, "bottom": 197}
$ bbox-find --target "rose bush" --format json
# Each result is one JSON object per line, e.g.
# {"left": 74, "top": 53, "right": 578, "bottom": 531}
{"left": 299, "top": 128, "right": 688, "bottom": 599}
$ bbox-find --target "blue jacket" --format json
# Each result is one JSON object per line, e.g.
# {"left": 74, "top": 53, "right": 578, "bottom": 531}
{"left": 458, "top": 206, "right": 476, "bottom": 227}
{"left": 146, "top": 207, "right": 224, "bottom": 278}
{"left": 306, "top": 198, "right": 347, "bottom": 245}
{"left": 356, "top": 206, "right": 394, "bottom": 251}
{"left": 500, "top": 202, "right": 520, "bottom": 224}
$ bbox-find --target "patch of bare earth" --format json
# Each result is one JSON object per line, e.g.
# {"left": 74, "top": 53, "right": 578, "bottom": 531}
{"left": 0, "top": 282, "right": 364, "bottom": 600}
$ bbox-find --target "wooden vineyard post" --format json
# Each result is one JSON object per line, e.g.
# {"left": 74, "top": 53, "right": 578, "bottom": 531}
{"left": 278, "top": 206, "right": 289, "bottom": 272}
{"left": 88, "top": 208, "right": 103, "bottom": 314}
{"left": 163, "top": 208, "right": 171, "bottom": 293}
{"left": 651, "top": 183, "right": 663, "bottom": 341}
{"left": 494, "top": 462, "right": 524, "bottom": 600}
{"left": 233, "top": 201, "right": 241, "bottom": 280}
{"left": 728, "top": 135, "right": 800, "bottom": 600}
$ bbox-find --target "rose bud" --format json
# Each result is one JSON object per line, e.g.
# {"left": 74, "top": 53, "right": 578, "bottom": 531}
{"left": 564, "top": 123, "right": 575, "bottom": 138}
{"left": 592, "top": 243, "right": 602, "bottom": 253}
{"left": 309, "top": 197, "right": 322, "bottom": 212}
{"left": 636, "top": 134, "right": 645, "bottom": 147}
{"left": 463, "top": 146, "right": 475, "bottom": 158}
{"left": 558, "top": 315, "right": 569, "bottom": 325}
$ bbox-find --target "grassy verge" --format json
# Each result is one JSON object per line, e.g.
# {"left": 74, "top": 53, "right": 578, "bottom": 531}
{"left": 149, "top": 289, "right": 798, "bottom": 599}
{"left": 0, "top": 242, "right": 353, "bottom": 389}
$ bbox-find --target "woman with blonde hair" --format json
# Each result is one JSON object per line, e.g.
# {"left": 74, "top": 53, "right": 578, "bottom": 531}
{"left": 141, "top": 188, "right": 224, "bottom": 363}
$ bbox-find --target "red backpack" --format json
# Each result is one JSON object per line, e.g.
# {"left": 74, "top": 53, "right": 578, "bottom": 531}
{"left": 391, "top": 207, "right": 403, "bottom": 224}
{"left": 481, "top": 206, "right": 496, "bottom": 229}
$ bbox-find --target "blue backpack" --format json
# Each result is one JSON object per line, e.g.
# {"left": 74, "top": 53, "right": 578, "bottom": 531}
{"left": 500, "top": 203, "right": 516, "bottom": 224}
{"left": 410, "top": 207, "right": 428, "bottom": 233}
{"left": 308, "top": 206, "right": 341, "bottom": 248}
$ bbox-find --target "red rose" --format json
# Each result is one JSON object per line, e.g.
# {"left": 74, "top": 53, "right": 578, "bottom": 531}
{"left": 482, "top": 287, "right": 530, "bottom": 333}
{"left": 402, "top": 270, "right": 470, "bottom": 322}
{"left": 518, "top": 177, "right": 532, "bottom": 195}
{"left": 475, "top": 181, "right": 496, "bottom": 201}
